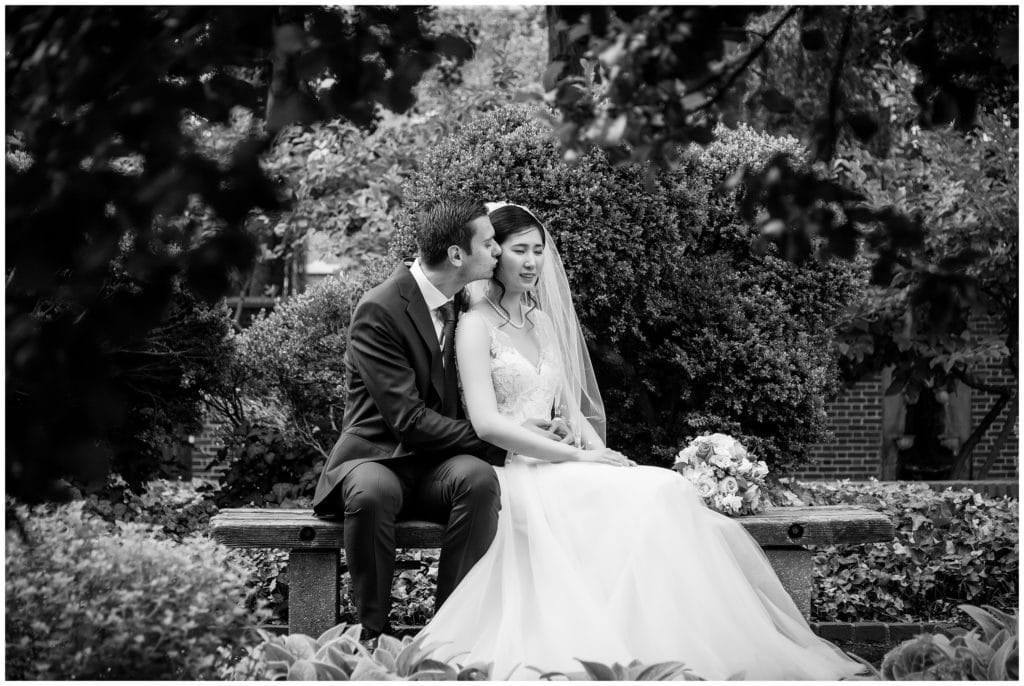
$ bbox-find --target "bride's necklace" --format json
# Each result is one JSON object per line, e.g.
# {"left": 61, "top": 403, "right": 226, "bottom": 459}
{"left": 484, "top": 294, "right": 526, "bottom": 329}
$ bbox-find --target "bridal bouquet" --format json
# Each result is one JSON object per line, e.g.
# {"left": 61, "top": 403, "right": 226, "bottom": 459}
{"left": 673, "top": 433, "right": 768, "bottom": 516}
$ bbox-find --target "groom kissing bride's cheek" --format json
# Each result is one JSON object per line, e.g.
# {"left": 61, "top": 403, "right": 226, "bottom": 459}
{"left": 313, "top": 195, "right": 866, "bottom": 680}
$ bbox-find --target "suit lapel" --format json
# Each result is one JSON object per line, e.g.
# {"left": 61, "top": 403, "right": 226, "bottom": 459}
{"left": 395, "top": 266, "right": 446, "bottom": 401}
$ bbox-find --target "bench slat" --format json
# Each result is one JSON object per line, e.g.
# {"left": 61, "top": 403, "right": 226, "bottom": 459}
{"left": 210, "top": 505, "right": 893, "bottom": 550}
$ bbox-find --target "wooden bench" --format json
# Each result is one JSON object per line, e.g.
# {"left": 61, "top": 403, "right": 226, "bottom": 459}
{"left": 210, "top": 505, "right": 894, "bottom": 637}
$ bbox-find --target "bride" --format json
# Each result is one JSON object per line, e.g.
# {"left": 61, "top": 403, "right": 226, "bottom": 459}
{"left": 412, "top": 202, "right": 866, "bottom": 680}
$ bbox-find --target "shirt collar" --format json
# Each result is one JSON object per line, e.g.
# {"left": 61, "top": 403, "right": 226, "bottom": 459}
{"left": 409, "top": 258, "right": 452, "bottom": 311}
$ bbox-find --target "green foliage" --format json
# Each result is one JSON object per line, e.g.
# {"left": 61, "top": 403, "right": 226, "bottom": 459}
{"left": 253, "top": 623, "right": 717, "bottom": 680}
{"left": 836, "top": 112, "right": 1018, "bottom": 391}
{"left": 262, "top": 7, "right": 547, "bottom": 273}
{"left": 393, "top": 105, "right": 856, "bottom": 473}
{"left": 880, "top": 604, "right": 1018, "bottom": 680}
{"left": 5, "top": 500, "right": 270, "bottom": 680}
{"left": 211, "top": 423, "right": 325, "bottom": 508}
{"left": 785, "top": 479, "right": 1019, "bottom": 623}
{"left": 251, "top": 623, "right": 496, "bottom": 680}
{"left": 535, "top": 6, "right": 1014, "bottom": 356}
{"left": 76, "top": 473, "right": 220, "bottom": 542}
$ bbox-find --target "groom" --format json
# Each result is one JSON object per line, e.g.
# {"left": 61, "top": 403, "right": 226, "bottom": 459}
{"left": 313, "top": 196, "right": 566, "bottom": 643}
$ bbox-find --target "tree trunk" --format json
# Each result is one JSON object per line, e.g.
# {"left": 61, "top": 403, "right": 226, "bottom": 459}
{"left": 977, "top": 396, "right": 1017, "bottom": 478}
{"left": 545, "top": 6, "right": 589, "bottom": 89}
{"left": 950, "top": 391, "right": 1011, "bottom": 479}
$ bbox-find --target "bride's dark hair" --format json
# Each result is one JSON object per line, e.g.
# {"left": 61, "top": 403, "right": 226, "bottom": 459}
{"left": 483, "top": 204, "right": 547, "bottom": 327}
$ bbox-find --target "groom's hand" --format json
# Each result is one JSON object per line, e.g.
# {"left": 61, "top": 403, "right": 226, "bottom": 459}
{"left": 548, "top": 417, "right": 576, "bottom": 445}
{"left": 521, "top": 417, "right": 562, "bottom": 442}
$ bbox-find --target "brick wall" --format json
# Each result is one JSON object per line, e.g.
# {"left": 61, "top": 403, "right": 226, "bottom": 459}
{"left": 793, "top": 375, "right": 886, "bottom": 480}
{"left": 190, "top": 414, "right": 228, "bottom": 479}
{"left": 794, "top": 312, "right": 1018, "bottom": 480}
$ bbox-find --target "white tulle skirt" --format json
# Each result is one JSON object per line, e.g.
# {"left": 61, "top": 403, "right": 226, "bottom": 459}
{"left": 413, "top": 457, "right": 865, "bottom": 681}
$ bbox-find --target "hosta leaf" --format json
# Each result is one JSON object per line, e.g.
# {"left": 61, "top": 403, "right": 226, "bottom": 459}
{"left": 377, "top": 633, "right": 405, "bottom": 656}
{"left": 310, "top": 659, "right": 349, "bottom": 680}
{"left": 635, "top": 661, "right": 698, "bottom": 680}
{"left": 981, "top": 604, "right": 1019, "bottom": 632}
{"left": 413, "top": 658, "right": 457, "bottom": 677}
{"left": 959, "top": 605, "right": 1002, "bottom": 639}
{"left": 263, "top": 642, "right": 298, "bottom": 665}
{"left": 409, "top": 669, "right": 453, "bottom": 680}
{"left": 284, "top": 633, "right": 318, "bottom": 660}
{"left": 315, "top": 644, "right": 358, "bottom": 675}
{"left": 577, "top": 659, "right": 617, "bottom": 680}
{"left": 395, "top": 635, "right": 438, "bottom": 676}
{"left": 350, "top": 656, "right": 399, "bottom": 681}
{"left": 316, "top": 623, "right": 352, "bottom": 647}
{"left": 988, "top": 636, "right": 1016, "bottom": 681}
{"left": 287, "top": 659, "right": 318, "bottom": 680}
{"left": 343, "top": 623, "right": 363, "bottom": 643}
{"left": 373, "top": 645, "right": 398, "bottom": 672}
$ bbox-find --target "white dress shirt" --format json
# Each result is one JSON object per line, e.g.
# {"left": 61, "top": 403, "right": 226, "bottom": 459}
{"left": 409, "top": 258, "right": 452, "bottom": 345}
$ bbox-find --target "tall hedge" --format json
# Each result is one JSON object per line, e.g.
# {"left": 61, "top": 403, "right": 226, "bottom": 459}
{"left": 391, "top": 105, "right": 857, "bottom": 473}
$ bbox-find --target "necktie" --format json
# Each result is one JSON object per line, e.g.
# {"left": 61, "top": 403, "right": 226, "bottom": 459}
{"left": 439, "top": 301, "right": 458, "bottom": 416}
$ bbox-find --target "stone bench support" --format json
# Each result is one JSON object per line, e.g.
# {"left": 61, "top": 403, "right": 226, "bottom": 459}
{"left": 211, "top": 504, "right": 894, "bottom": 638}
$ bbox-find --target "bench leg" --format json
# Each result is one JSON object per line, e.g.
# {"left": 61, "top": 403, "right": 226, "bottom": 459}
{"left": 763, "top": 546, "right": 812, "bottom": 618}
{"left": 288, "top": 549, "right": 340, "bottom": 638}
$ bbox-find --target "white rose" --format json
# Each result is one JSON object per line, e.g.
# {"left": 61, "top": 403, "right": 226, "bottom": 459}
{"left": 741, "top": 484, "right": 760, "bottom": 503}
{"left": 718, "top": 476, "right": 739, "bottom": 495}
{"left": 709, "top": 452, "right": 732, "bottom": 470}
{"left": 753, "top": 461, "right": 769, "bottom": 480}
{"left": 729, "top": 441, "right": 748, "bottom": 460}
{"left": 719, "top": 493, "right": 743, "bottom": 513}
{"left": 674, "top": 446, "right": 698, "bottom": 467}
{"left": 695, "top": 479, "right": 717, "bottom": 500}
{"left": 736, "top": 457, "right": 754, "bottom": 476}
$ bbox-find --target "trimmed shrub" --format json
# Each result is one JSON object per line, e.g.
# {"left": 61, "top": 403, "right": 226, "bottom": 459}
{"left": 77, "top": 474, "right": 220, "bottom": 542}
{"left": 5, "top": 501, "right": 270, "bottom": 680}
{"left": 787, "top": 479, "right": 1019, "bottom": 623}
{"left": 211, "top": 257, "right": 394, "bottom": 505}
{"left": 391, "top": 105, "right": 857, "bottom": 472}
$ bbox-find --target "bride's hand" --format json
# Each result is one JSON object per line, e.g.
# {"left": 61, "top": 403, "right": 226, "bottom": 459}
{"left": 572, "top": 447, "right": 633, "bottom": 467}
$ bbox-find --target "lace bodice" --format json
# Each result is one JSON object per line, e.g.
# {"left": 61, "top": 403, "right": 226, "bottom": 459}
{"left": 457, "top": 309, "right": 562, "bottom": 427}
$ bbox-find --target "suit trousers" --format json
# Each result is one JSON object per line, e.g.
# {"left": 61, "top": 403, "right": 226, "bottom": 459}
{"left": 322, "top": 454, "right": 501, "bottom": 635}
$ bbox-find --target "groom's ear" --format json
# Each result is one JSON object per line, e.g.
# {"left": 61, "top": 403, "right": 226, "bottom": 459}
{"left": 446, "top": 244, "right": 463, "bottom": 267}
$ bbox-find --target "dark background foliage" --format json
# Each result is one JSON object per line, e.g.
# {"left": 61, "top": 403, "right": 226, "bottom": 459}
{"left": 6, "top": 6, "right": 472, "bottom": 503}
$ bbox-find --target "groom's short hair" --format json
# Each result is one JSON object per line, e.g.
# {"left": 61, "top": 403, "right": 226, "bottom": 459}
{"left": 417, "top": 197, "right": 487, "bottom": 267}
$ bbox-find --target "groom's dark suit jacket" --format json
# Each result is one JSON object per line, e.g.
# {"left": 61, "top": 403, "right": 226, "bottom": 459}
{"left": 313, "top": 263, "right": 502, "bottom": 512}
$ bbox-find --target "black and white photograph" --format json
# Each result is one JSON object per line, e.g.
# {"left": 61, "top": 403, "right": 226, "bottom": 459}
{"left": 5, "top": 4, "right": 1019, "bottom": 681}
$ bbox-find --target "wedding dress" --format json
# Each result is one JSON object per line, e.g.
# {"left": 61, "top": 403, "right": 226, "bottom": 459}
{"left": 414, "top": 310, "right": 865, "bottom": 681}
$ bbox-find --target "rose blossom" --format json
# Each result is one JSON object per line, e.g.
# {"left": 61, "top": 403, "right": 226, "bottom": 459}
{"left": 696, "top": 478, "right": 717, "bottom": 500}
{"left": 720, "top": 493, "right": 743, "bottom": 513}
{"left": 718, "top": 476, "right": 739, "bottom": 495}
{"left": 709, "top": 452, "right": 732, "bottom": 470}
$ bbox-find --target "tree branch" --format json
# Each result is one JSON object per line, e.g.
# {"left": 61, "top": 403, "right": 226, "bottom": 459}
{"left": 691, "top": 7, "right": 799, "bottom": 113}
{"left": 952, "top": 368, "right": 1014, "bottom": 396}
{"left": 818, "top": 10, "right": 853, "bottom": 163}
{"left": 977, "top": 396, "right": 1016, "bottom": 478}
{"left": 951, "top": 391, "right": 1011, "bottom": 479}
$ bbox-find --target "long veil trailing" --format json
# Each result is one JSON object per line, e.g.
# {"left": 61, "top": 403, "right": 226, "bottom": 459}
{"left": 471, "top": 202, "right": 607, "bottom": 445}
